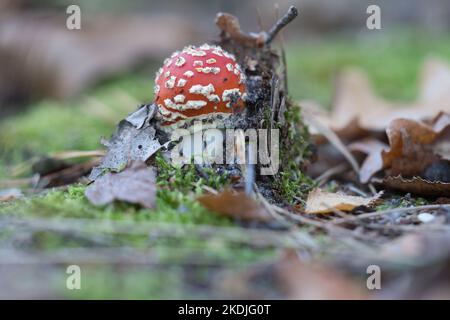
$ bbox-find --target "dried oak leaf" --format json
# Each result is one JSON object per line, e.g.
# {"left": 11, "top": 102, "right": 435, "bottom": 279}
{"left": 383, "top": 175, "right": 450, "bottom": 197}
{"left": 352, "top": 112, "right": 450, "bottom": 183}
{"left": 198, "top": 190, "right": 273, "bottom": 221}
{"left": 332, "top": 58, "right": 450, "bottom": 132}
{"left": 305, "top": 188, "right": 381, "bottom": 214}
{"left": 85, "top": 161, "right": 156, "bottom": 209}
{"left": 89, "top": 104, "right": 161, "bottom": 181}
{"left": 303, "top": 57, "right": 450, "bottom": 141}
{"left": 348, "top": 139, "right": 389, "bottom": 183}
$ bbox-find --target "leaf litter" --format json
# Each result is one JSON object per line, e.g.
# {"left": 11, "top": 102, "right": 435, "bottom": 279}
{"left": 4, "top": 7, "right": 450, "bottom": 299}
{"left": 85, "top": 161, "right": 156, "bottom": 209}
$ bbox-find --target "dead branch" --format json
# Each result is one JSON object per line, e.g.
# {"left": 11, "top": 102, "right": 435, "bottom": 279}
{"left": 215, "top": 6, "right": 299, "bottom": 48}
{"left": 215, "top": 12, "right": 266, "bottom": 47}
{"left": 265, "top": 6, "right": 298, "bottom": 45}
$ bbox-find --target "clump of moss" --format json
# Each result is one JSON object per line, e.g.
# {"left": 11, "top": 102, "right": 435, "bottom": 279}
{"left": 272, "top": 99, "right": 315, "bottom": 204}
{"left": 154, "top": 152, "right": 230, "bottom": 192}
{"left": 376, "top": 194, "right": 428, "bottom": 211}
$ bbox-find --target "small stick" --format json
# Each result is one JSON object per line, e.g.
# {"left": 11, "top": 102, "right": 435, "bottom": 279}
{"left": 265, "top": 6, "right": 298, "bottom": 45}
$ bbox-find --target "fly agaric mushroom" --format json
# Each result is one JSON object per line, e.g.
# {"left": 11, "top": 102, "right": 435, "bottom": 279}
{"left": 154, "top": 44, "right": 247, "bottom": 131}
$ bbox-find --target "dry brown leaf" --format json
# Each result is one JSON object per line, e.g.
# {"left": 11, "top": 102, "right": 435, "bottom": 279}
{"left": 215, "top": 13, "right": 266, "bottom": 48}
{"left": 383, "top": 175, "right": 450, "bottom": 197}
{"left": 277, "top": 250, "right": 368, "bottom": 300}
{"left": 305, "top": 188, "right": 381, "bottom": 214}
{"left": 85, "top": 161, "right": 156, "bottom": 209}
{"left": 348, "top": 139, "right": 389, "bottom": 183}
{"left": 197, "top": 190, "right": 273, "bottom": 221}
{"left": 351, "top": 113, "right": 450, "bottom": 183}
{"left": 332, "top": 58, "right": 450, "bottom": 132}
{"left": 302, "top": 57, "right": 450, "bottom": 140}
{"left": 37, "top": 159, "right": 99, "bottom": 188}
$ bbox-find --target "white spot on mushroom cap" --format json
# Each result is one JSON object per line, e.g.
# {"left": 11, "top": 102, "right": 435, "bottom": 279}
{"left": 158, "top": 104, "right": 170, "bottom": 116}
{"left": 189, "top": 83, "right": 215, "bottom": 96}
{"left": 177, "top": 78, "right": 187, "bottom": 87}
{"left": 170, "top": 51, "right": 180, "bottom": 58}
{"left": 154, "top": 84, "right": 160, "bottom": 95}
{"left": 184, "top": 70, "right": 194, "bottom": 78}
{"left": 163, "top": 97, "right": 208, "bottom": 111}
{"left": 193, "top": 60, "right": 203, "bottom": 67}
{"left": 199, "top": 44, "right": 211, "bottom": 50}
{"left": 164, "top": 71, "right": 171, "bottom": 78}
{"left": 195, "top": 67, "right": 220, "bottom": 74}
{"left": 223, "top": 51, "right": 236, "bottom": 61}
{"left": 206, "top": 58, "right": 216, "bottom": 64}
{"left": 212, "top": 48, "right": 224, "bottom": 57}
{"left": 226, "top": 63, "right": 234, "bottom": 72}
{"left": 164, "top": 58, "right": 172, "bottom": 67}
{"left": 222, "top": 88, "right": 242, "bottom": 102}
{"left": 186, "top": 100, "right": 207, "bottom": 109}
{"left": 155, "top": 68, "right": 163, "bottom": 82}
{"left": 174, "top": 94, "right": 185, "bottom": 103}
{"left": 165, "top": 76, "right": 176, "bottom": 88}
{"left": 189, "top": 84, "right": 220, "bottom": 103}
{"left": 175, "top": 56, "right": 186, "bottom": 67}
{"left": 183, "top": 46, "right": 207, "bottom": 57}
{"left": 208, "top": 94, "right": 220, "bottom": 102}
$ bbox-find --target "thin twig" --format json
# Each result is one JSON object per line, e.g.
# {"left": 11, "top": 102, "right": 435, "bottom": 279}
{"left": 299, "top": 102, "right": 360, "bottom": 174}
{"left": 315, "top": 163, "right": 348, "bottom": 186}
{"left": 265, "top": 6, "right": 298, "bottom": 45}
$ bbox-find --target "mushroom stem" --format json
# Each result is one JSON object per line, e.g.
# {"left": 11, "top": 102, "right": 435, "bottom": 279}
{"left": 265, "top": 6, "right": 298, "bottom": 45}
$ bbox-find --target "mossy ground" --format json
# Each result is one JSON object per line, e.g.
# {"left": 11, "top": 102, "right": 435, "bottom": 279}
{"left": 1, "top": 30, "right": 450, "bottom": 298}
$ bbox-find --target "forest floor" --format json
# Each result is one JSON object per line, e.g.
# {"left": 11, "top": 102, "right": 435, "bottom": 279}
{"left": 1, "top": 30, "right": 450, "bottom": 299}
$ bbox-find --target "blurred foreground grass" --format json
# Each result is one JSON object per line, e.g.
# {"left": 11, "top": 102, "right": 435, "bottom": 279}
{"left": 1, "top": 30, "right": 450, "bottom": 298}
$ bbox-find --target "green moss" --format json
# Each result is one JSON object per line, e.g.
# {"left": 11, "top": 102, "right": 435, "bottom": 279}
{"left": 287, "top": 29, "right": 450, "bottom": 107}
{"left": 272, "top": 98, "right": 315, "bottom": 204}
{"left": 0, "top": 183, "right": 234, "bottom": 227}
{"left": 155, "top": 152, "right": 230, "bottom": 192}
{"left": 376, "top": 194, "right": 429, "bottom": 211}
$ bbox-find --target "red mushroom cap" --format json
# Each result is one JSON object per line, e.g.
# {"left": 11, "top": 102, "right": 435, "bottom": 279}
{"left": 154, "top": 44, "right": 246, "bottom": 129}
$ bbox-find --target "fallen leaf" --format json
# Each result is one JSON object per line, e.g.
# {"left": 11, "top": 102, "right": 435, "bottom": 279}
{"left": 332, "top": 58, "right": 450, "bottom": 132}
{"left": 302, "top": 57, "right": 450, "bottom": 142}
{"left": 348, "top": 139, "right": 389, "bottom": 183}
{"left": 198, "top": 190, "right": 273, "bottom": 221}
{"left": 383, "top": 176, "right": 450, "bottom": 197}
{"left": 352, "top": 113, "right": 450, "bottom": 183}
{"left": 305, "top": 188, "right": 381, "bottom": 214}
{"left": 89, "top": 104, "right": 161, "bottom": 181}
{"left": 85, "top": 161, "right": 156, "bottom": 209}
{"left": 277, "top": 250, "right": 368, "bottom": 299}
{"left": 37, "top": 159, "right": 99, "bottom": 188}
